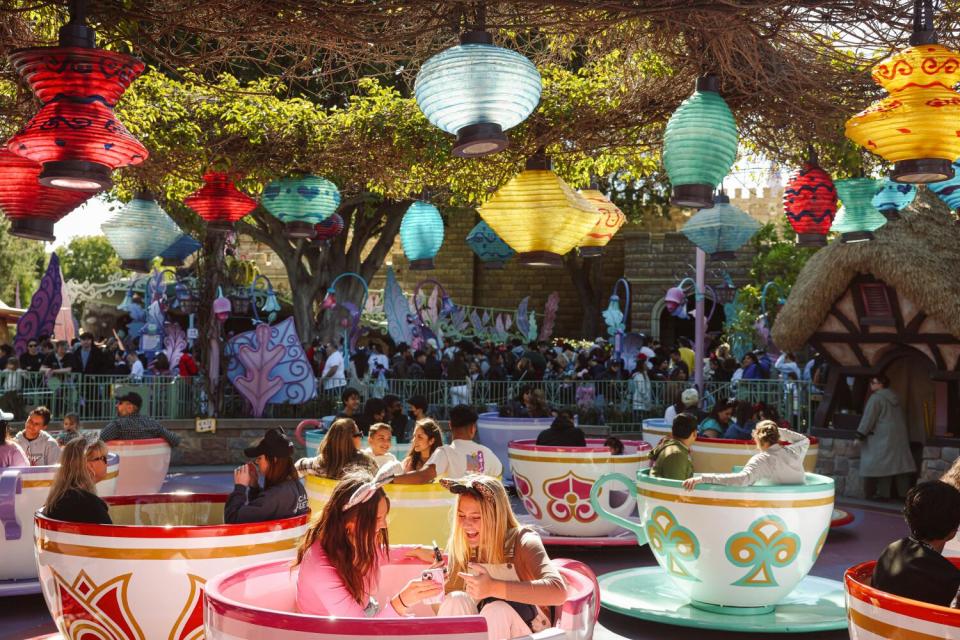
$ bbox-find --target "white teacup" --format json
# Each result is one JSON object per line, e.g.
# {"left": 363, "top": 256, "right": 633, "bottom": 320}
{"left": 508, "top": 438, "right": 650, "bottom": 537}
{"left": 592, "top": 468, "right": 834, "bottom": 612}
{"left": 0, "top": 454, "right": 118, "bottom": 593}
{"left": 477, "top": 412, "right": 559, "bottom": 484}
{"left": 106, "top": 438, "right": 171, "bottom": 494}
{"left": 36, "top": 493, "right": 307, "bottom": 638}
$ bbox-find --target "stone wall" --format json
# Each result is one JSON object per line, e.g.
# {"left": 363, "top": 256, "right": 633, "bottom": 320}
{"left": 814, "top": 435, "right": 958, "bottom": 498}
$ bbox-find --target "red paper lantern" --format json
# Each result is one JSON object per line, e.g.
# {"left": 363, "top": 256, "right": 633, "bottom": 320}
{"left": 184, "top": 171, "right": 258, "bottom": 231}
{"left": 0, "top": 149, "right": 91, "bottom": 241}
{"left": 7, "top": 46, "right": 147, "bottom": 191}
{"left": 783, "top": 150, "right": 837, "bottom": 247}
{"left": 314, "top": 213, "right": 344, "bottom": 242}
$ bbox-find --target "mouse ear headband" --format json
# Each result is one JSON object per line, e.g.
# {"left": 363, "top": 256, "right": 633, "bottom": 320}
{"left": 342, "top": 461, "right": 403, "bottom": 512}
{"left": 440, "top": 476, "right": 496, "bottom": 502}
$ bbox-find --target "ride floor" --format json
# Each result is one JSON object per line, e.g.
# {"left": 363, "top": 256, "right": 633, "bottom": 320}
{"left": 5, "top": 467, "right": 906, "bottom": 640}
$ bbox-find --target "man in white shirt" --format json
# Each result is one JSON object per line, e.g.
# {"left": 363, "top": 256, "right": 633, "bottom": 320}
{"left": 320, "top": 343, "right": 346, "bottom": 392}
{"left": 393, "top": 405, "right": 502, "bottom": 483}
{"left": 126, "top": 352, "right": 144, "bottom": 382}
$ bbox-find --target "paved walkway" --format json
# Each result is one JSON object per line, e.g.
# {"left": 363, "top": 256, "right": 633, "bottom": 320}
{"left": 6, "top": 467, "right": 906, "bottom": 640}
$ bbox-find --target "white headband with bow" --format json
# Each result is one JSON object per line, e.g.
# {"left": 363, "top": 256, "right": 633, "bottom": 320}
{"left": 342, "top": 461, "right": 403, "bottom": 511}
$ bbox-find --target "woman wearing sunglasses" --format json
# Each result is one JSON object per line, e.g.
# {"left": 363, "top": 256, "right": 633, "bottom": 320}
{"left": 295, "top": 418, "right": 377, "bottom": 479}
{"left": 43, "top": 438, "right": 112, "bottom": 524}
{"left": 436, "top": 475, "right": 566, "bottom": 640}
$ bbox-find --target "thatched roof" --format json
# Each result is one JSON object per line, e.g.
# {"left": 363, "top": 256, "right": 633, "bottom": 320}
{"left": 772, "top": 190, "right": 960, "bottom": 351}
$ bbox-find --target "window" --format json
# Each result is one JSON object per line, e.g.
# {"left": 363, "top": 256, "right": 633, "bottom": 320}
{"left": 859, "top": 283, "right": 895, "bottom": 326}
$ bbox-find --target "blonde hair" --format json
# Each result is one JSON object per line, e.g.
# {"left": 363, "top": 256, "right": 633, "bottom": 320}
{"left": 942, "top": 457, "right": 960, "bottom": 490}
{"left": 44, "top": 438, "right": 107, "bottom": 512}
{"left": 368, "top": 422, "right": 392, "bottom": 438}
{"left": 753, "top": 420, "right": 780, "bottom": 447}
{"left": 444, "top": 475, "right": 520, "bottom": 593}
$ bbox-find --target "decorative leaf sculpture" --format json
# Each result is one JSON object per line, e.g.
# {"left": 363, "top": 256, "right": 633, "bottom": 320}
{"left": 14, "top": 253, "right": 63, "bottom": 356}
{"left": 539, "top": 292, "right": 559, "bottom": 341}
{"left": 516, "top": 297, "right": 530, "bottom": 338}
{"left": 384, "top": 267, "right": 413, "bottom": 346}
{"left": 527, "top": 311, "right": 538, "bottom": 343}
{"left": 232, "top": 323, "right": 285, "bottom": 417}
{"left": 163, "top": 322, "right": 187, "bottom": 371}
{"left": 493, "top": 315, "right": 506, "bottom": 342}
{"left": 469, "top": 310, "right": 484, "bottom": 336}
{"left": 226, "top": 317, "right": 317, "bottom": 408}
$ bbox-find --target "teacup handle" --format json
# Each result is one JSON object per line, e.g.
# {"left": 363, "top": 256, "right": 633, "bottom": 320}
{"left": 590, "top": 472, "right": 646, "bottom": 544}
{"left": 0, "top": 469, "right": 23, "bottom": 541}
{"left": 294, "top": 420, "right": 322, "bottom": 446}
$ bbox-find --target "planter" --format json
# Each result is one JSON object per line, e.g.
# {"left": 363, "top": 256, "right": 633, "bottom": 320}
{"left": 0, "top": 454, "right": 118, "bottom": 595}
{"left": 476, "top": 412, "right": 558, "bottom": 484}
{"left": 36, "top": 492, "right": 308, "bottom": 639}
{"left": 508, "top": 438, "right": 651, "bottom": 537}
{"left": 106, "top": 438, "right": 172, "bottom": 495}
{"left": 642, "top": 418, "right": 819, "bottom": 473}
{"left": 203, "top": 554, "right": 598, "bottom": 640}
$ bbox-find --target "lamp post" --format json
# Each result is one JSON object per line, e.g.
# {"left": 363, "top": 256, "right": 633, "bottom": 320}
{"left": 320, "top": 272, "right": 369, "bottom": 359}
{"left": 609, "top": 278, "right": 631, "bottom": 361}
{"left": 673, "top": 259, "right": 721, "bottom": 394}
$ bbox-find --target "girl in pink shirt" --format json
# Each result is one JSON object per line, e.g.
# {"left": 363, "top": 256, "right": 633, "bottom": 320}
{"left": 294, "top": 469, "right": 441, "bottom": 617}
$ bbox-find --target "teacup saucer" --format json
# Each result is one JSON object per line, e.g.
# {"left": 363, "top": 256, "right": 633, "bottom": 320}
{"left": 0, "top": 577, "right": 41, "bottom": 597}
{"left": 516, "top": 514, "right": 644, "bottom": 547}
{"left": 831, "top": 508, "right": 854, "bottom": 527}
{"left": 598, "top": 566, "right": 848, "bottom": 632}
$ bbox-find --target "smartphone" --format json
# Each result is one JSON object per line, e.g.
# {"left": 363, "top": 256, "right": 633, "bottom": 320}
{"left": 420, "top": 568, "right": 445, "bottom": 604}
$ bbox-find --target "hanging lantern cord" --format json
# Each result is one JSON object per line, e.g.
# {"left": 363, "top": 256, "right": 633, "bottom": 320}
{"left": 474, "top": 2, "right": 486, "bottom": 31}
{"left": 61, "top": 0, "right": 95, "bottom": 47}
{"left": 806, "top": 144, "right": 818, "bottom": 166}
{"left": 911, "top": 0, "right": 937, "bottom": 45}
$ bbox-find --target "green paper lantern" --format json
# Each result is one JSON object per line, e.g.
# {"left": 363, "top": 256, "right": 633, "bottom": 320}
{"left": 262, "top": 175, "right": 340, "bottom": 239}
{"left": 832, "top": 178, "right": 885, "bottom": 243}
{"left": 681, "top": 193, "right": 760, "bottom": 259}
{"left": 663, "top": 75, "right": 739, "bottom": 209}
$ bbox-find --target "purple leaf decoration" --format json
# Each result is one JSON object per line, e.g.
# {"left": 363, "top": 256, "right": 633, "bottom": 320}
{"left": 469, "top": 310, "right": 484, "bottom": 335}
{"left": 226, "top": 317, "right": 317, "bottom": 407}
{"left": 539, "top": 292, "right": 560, "bottom": 341}
{"left": 15, "top": 253, "right": 63, "bottom": 356}
{"left": 515, "top": 297, "right": 530, "bottom": 338}
{"left": 384, "top": 267, "right": 413, "bottom": 345}
{"left": 493, "top": 315, "right": 506, "bottom": 341}
{"left": 233, "top": 323, "right": 285, "bottom": 417}
{"left": 163, "top": 322, "right": 187, "bottom": 370}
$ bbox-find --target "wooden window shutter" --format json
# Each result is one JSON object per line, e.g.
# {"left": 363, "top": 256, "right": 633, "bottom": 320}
{"left": 859, "top": 283, "right": 895, "bottom": 326}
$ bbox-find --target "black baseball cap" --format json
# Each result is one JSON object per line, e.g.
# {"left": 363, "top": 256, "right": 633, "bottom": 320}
{"left": 116, "top": 391, "right": 143, "bottom": 409}
{"left": 244, "top": 427, "right": 294, "bottom": 458}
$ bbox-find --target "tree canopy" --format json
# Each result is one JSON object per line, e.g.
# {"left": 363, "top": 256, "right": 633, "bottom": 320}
{"left": 58, "top": 235, "right": 126, "bottom": 284}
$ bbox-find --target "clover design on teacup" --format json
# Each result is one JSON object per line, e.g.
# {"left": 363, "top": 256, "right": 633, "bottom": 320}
{"left": 544, "top": 471, "right": 597, "bottom": 523}
{"left": 725, "top": 515, "right": 801, "bottom": 587}
{"left": 513, "top": 472, "right": 542, "bottom": 520}
{"left": 645, "top": 506, "right": 701, "bottom": 581}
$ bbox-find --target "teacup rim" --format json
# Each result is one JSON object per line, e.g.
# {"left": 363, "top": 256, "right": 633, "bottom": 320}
{"left": 637, "top": 468, "right": 834, "bottom": 493}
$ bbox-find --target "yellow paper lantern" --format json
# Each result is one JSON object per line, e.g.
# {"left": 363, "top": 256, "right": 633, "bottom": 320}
{"left": 576, "top": 189, "right": 626, "bottom": 257}
{"left": 846, "top": 39, "right": 960, "bottom": 183}
{"left": 479, "top": 155, "right": 600, "bottom": 267}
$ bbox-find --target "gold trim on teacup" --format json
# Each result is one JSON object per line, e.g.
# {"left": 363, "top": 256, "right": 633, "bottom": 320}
{"left": 510, "top": 454, "right": 647, "bottom": 464}
{"left": 23, "top": 469, "right": 119, "bottom": 489}
{"left": 638, "top": 487, "right": 833, "bottom": 508}
{"left": 848, "top": 607, "right": 944, "bottom": 640}
{"left": 39, "top": 537, "right": 297, "bottom": 560}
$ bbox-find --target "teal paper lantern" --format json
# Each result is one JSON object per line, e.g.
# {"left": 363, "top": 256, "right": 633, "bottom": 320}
{"left": 262, "top": 175, "right": 340, "bottom": 238}
{"left": 101, "top": 193, "right": 181, "bottom": 272}
{"left": 466, "top": 220, "right": 515, "bottom": 269}
{"left": 400, "top": 201, "right": 444, "bottom": 270}
{"left": 681, "top": 193, "right": 760, "bottom": 259}
{"left": 415, "top": 30, "right": 541, "bottom": 158}
{"left": 663, "top": 75, "right": 739, "bottom": 209}
{"left": 872, "top": 178, "right": 916, "bottom": 221}
{"left": 929, "top": 160, "right": 960, "bottom": 211}
{"left": 160, "top": 234, "right": 201, "bottom": 267}
{"left": 833, "top": 178, "right": 885, "bottom": 243}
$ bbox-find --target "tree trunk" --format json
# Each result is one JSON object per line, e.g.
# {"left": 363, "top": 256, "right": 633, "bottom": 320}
{"left": 197, "top": 231, "right": 227, "bottom": 416}
{"left": 564, "top": 253, "right": 603, "bottom": 339}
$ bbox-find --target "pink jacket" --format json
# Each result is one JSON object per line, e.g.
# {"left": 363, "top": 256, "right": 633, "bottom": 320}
{"left": 296, "top": 543, "right": 400, "bottom": 618}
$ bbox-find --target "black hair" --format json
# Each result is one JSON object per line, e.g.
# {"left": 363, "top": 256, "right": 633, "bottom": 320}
{"left": 873, "top": 373, "right": 890, "bottom": 388}
{"left": 904, "top": 481, "right": 960, "bottom": 541}
{"left": 449, "top": 404, "right": 478, "bottom": 430}
{"left": 604, "top": 436, "right": 624, "bottom": 455}
{"left": 383, "top": 394, "right": 401, "bottom": 407}
{"left": 550, "top": 414, "right": 575, "bottom": 430}
{"left": 341, "top": 387, "right": 360, "bottom": 403}
{"left": 671, "top": 413, "right": 698, "bottom": 439}
{"left": 408, "top": 394, "right": 428, "bottom": 411}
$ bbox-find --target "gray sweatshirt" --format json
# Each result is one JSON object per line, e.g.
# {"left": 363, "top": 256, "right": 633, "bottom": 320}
{"left": 14, "top": 430, "right": 61, "bottom": 466}
{"left": 697, "top": 428, "right": 809, "bottom": 487}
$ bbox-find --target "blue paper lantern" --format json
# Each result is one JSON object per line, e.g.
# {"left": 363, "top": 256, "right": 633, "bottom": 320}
{"left": 833, "top": 178, "right": 885, "bottom": 243}
{"left": 101, "top": 193, "right": 181, "bottom": 272}
{"left": 466, "top": 220, "right": 515, "bottom": 269}
{"left": 160, "top": 234, "right": 202, "bottom": 267}
{"left": 400, "top": 201, "right": 444, "bottom": 270}
{"left": 681, "top": 193, "right": 761, "bottom": 259}
{"left": 415, "top": 30, "right": 541, "bottom": 158}
{"left": 262, "top": 174, "right": 340, "bottom": 238}
{"left": 872, "top": 178, "right": 916, "bottom": 221}
{"left": 929, "top": 160, "right": 960, "bottom": 210}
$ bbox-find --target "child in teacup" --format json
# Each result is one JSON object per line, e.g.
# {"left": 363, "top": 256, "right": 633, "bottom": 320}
{"left": 57, "top": 413, "right": 82, "bottom": 446}
{"left": 682, "top": 420, "right": 808, "bottom": 489}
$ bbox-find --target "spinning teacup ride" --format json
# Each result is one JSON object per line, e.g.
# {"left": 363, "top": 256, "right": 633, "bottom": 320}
{"left": 295, "top": 417, "right": 411, "bottom": 459}
{"left": 35, "top": 492, "right": 308, "bottom": 640}
{"left": 845, "top": 560, "right": 960, "bottom": 639}
{"left": 589, "top": 469, "right": 848, "bottom": 632}
{"left": 507, "top": 438, "right": 651, "bottom": 546}
{"left": 477, "top": 412, "right": 559, "bottom": 484}
{"left": 641, "top": 418, "right": 852, "bottom": 527}
{"left": 0, "top": 453, "right": 119, "bottom": 596}
{"left": 106, "top": 438, "right": 172, "bottom": 495}
{"left": 203, "top": 553, "right": 600, "bottom": 640}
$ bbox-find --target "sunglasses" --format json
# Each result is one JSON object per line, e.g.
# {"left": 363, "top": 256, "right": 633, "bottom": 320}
{"left": 27, "top": 344, "right": 37, "bottom": 348}
{"left": 88, "top": 456, "right": 108, "bottom": 463}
